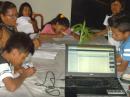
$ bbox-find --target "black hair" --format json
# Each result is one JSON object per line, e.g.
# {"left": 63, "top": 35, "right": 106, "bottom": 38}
{"left": 0, "top": 1, "right": 16, "bottom": 35}
{"left": 0, "top": 1, "right": 16, "bottom": 15}
{"left": 0, "top": 1, "right": 16, "bottom": 28}
{"left": 3, "top": 32, "right": 35, "bottom": 55}
{"left": 110, "top": 0, "right": 125, "bottom": 10}
{"left": 47, "top": 14, "right": 70, "bottom": 27}
{"left": 18, "top": 2, "right": 33, "bottom": 18}
{"left": 108, "top": 14, "right": 130, "bottom": 33}
{"left": 0, "top": 1, "right": 3, "bottom": 12}
{"left": 108, "top": 0, "right": 125, "bottom": 15}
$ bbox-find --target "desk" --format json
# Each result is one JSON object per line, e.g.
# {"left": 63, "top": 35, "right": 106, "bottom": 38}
{"left": 0, "top": 45, "right": 65, "bottom": 97}
{"left": 0, "top": 36, "right": 129, "bottom": 97}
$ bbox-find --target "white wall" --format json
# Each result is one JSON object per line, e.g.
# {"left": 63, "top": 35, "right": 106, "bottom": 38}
{"left": 1, "top": 0, "right": 72, "bottom": 24}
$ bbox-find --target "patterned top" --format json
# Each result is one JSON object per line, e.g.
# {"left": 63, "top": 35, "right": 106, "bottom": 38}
{"left": 0, "top": 56, "right": 13, "bottom": 87}
{"left": 119, "top": 37, "right": 130, "bottom": 67}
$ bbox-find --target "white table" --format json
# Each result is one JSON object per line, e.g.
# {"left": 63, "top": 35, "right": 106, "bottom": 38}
{"left": 0, "top": 36, "right": 129, "bottom": 97}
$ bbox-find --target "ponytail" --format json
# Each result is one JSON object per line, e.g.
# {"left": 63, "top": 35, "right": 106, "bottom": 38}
{"left": 47, "top": 14, "right": 70, "bottom": 27}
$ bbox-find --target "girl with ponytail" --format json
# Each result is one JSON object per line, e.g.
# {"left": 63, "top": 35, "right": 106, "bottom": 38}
{"left": 40, "top": 14, "right": 71, "bottom": 37}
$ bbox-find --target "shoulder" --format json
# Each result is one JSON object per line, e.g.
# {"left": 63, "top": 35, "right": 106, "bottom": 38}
{"left": 125, "top": 37, "right": 130, "bottom": 44}
{"left": 44, "top": 24, "right": 52, "bottom": 28}
{"left": 0, "top": 56, "right": 12, "bottom": 75}
{"left": 0, "top": 62, "right": 13, "bottom": 81}
{"left": 122, "top": 39, "right": 130, "bottom": 50}
{"left": 42, "top": 24, "right": 53, "bottom": 32}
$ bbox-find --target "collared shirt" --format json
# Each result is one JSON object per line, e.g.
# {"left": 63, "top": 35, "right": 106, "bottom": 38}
{"left": 0, "top": 56, "right": 13, "bottom": 87}
{"left": 119, "top": 37, "right": 130, "bottom": 67}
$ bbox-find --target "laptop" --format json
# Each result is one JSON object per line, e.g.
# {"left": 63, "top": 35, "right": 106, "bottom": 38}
{"left": 65, "top": 44, "right": 127, "bottom": 97}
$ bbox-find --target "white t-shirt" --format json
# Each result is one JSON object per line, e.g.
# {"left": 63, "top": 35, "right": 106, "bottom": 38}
{"left": 0, "top": 63, "right": 13, "bottom": 87}
{"left": 17, "top": 16, "right": 34, "bottom": 34}
{"left": 103, "top": 15, "right": 120, "bottom": 51}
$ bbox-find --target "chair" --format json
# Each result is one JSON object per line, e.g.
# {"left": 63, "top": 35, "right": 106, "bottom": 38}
{"left": 32, "top": 13, "right": 44, "bottom": 31}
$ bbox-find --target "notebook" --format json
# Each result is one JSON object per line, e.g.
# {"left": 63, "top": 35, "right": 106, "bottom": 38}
{"left": 65, "top": 44, "right": 127, "bottom": 97}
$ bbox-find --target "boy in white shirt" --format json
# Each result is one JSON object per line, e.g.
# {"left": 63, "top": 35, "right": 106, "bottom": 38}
{"left": 0, "top": 32, "right": 35, "bottom": 92}
{"left": 95, "top": 0, "right": 125, "bottom": 51}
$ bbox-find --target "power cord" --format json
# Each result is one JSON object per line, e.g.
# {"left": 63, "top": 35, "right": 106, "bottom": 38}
{"left": 35, "top": 71, "right": 61, "bottom": 96}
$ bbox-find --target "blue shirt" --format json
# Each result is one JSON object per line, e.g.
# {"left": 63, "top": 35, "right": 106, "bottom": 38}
{"left": 119, "top": 37, "right": 130, "bottom": 67}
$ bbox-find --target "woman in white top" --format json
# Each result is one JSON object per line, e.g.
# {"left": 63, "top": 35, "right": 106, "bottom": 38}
{"left": 96, "top": 0, "right": 125, "bottom": 51}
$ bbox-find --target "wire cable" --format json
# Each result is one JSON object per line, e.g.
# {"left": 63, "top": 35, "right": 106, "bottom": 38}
{"left": 35, "top": 71, "right": 60, "bottom": 96}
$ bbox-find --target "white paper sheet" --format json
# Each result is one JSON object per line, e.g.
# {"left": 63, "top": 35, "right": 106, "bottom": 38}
{"left": 32, "top": 50, "right": 57, "bottom": 59}
{"left": 39, "top": 43, "right": 65, "bottom": 50}
{"left": 53, "top": 35, "right": 75, "bottom": 41}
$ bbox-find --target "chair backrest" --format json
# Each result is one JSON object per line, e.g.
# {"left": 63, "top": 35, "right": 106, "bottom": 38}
{"left": 33, "top": 13, "right": 44, "bottom": 31}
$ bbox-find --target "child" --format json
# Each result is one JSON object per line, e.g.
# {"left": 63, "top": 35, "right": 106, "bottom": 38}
{"left": 0, "top": 32, "right": 35, "bottom": 92}
{"left": 0, "top": 1, "right": 40, "bottom": 49}
{"left": 17, "top": 16, "right": 34, "bottom": 34}
{"left": 18, "top": 2, "right": 40, "bottom": 48}
{"left": 0, "top": 1, "right": 17, "bottom": 49}
{"left": 40, "top": 14, "right": 71, "bottom": 37}
{"left": 95, "top": 0, "right": 125, "bottom": 51}
{"left": 108, "top": 14, "right": 130, "bottom": 73}
{"left": 18, "top": 2, "right": 39, "bottom": 33}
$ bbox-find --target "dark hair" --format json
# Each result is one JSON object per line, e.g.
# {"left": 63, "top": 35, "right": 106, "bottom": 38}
{"left": 108, "top": 0, "right": 125, "bottom": 15}
{"left": 0, "top": 1, "right": 16, "bottom": 24}
{"left": 3, "top": 32, "right": 35, "bottom": 55}
{"left": 0, "top": 1, "right": 16, "bottom": 15}
{"left": 18, "top": 2, "right": 33, "bottom": 18}
{"left": 48, "top": 14, "right": 70, "bottom": 27}
{"left": 108, "top": 14, "right": 130, "bottom": 32}
{"left": 0, "top": 1, "right": 16, "bottom": 32}
{"left": 0, "top": 1, "right": 3, "bottom": 12}
{"left": 110, "top": 0, "right": 125, "bottom": 9}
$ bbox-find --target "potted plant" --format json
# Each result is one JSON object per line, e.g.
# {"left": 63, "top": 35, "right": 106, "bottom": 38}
{"left": 72, "top": 21, "right": 93, "bottom": 44}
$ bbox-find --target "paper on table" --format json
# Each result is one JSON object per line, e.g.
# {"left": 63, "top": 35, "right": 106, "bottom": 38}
{"left": 53, "top": 35, "right": 74, "bottom": 41}
{"left": 32, "top": 50, "right": 57, "bottom": 59}
{"left": 39, "top": 43, "right": 65, "bottom": 50}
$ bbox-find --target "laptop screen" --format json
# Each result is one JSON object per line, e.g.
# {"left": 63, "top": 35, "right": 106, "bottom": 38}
{"left": 66, "top": 45, "right": 116, "bottom": 75}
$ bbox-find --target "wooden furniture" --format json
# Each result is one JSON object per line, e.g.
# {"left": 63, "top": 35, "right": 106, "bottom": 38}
{"left": 33, "top": 13, "right": 44, "bottom": 31}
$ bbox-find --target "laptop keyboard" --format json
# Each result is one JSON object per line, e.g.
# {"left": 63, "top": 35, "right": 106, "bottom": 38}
{"left": 66, "top": 77, "right": 122, "bottom": 89}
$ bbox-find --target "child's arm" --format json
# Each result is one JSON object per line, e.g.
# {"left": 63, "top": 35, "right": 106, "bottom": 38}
{"left": 71, "top": 32, "right": 80, "bottom": 40}
{"left": 40, "top": 33, "right": 64, "bottom": 39}
{"left": 117, "top": 60, "right": 128, "bottom": 72}
{"left": 116, "top": 54, "right": 122, "bottom": 63}
{"left": 3, "top": 74, "right": 26, "bottom": 92}
{"left": 95, "top": 29, "right": 107, "bottom": 36}
{"left": 3, "top": 68, "right": 36, "bottom": 92}
{"left": 116, "top": 54, "right": 128, "bottom": 72}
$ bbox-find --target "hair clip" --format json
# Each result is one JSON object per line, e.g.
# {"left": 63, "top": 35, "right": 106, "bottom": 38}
{"left": 60, "top": 14, "right": 64, "bottom": 18}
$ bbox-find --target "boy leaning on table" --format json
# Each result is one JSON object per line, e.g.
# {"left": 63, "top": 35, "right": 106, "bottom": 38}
{"left": 108, "top": 14, "right": 130, "bottom": 75}
{"left": 0, "top": 32, "right": 36, "bottom": 92}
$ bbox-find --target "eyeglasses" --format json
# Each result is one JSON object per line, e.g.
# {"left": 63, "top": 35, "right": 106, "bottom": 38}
{"left": 5, "top": 14, "right": 18, "bottom": 19}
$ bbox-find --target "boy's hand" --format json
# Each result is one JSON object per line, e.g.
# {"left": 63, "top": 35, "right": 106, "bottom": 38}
{"left": 21, "top": 67, "right": 36, "bottom": 77}
{"left": 15, "top": 67, "right": 25, "bottom": 74}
